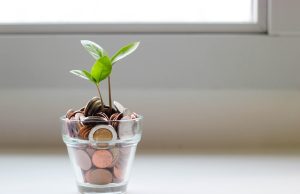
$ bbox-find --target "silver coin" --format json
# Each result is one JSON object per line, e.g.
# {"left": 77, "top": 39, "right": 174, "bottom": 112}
{"left": 113, "top": 101, "right": 126, "bottom": 113}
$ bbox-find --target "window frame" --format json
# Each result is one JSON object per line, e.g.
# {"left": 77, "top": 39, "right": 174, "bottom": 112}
{"left": 0, "top": 0, "right": 267, "bottom": 34}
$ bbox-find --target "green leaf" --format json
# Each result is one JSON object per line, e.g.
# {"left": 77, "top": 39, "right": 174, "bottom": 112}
{"left": 81, "top": 40, "right": 104, "bottom": 60}
{"left": 90, "top": 56, "right": 112, "bottom": 84}
{"left": 99, "top": 55, "right": 111, "bottom": 66}
{"left": 70, "top": 70, "right": 89, "bottom": 80}
{"left": 111, "top": 42, "right": 140, "bottom": 64}
{"left": 91, "top": 62, "right": 102, "bottom": 83}
{"left": 82, "top": 70, "right": 97, "bottom": 84}
{"left": 70, "top": 70, "right": 97, "bottom": 84}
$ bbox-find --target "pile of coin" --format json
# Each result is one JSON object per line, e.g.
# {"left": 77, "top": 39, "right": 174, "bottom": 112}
{"left": 65, "top": 97, "right": 139, "bottom": 141}
{"left": 71, "top": 146, "right": 132, "bottom": 184}
{"left": 64, "top": 97, "right": 140, "bottom": 185}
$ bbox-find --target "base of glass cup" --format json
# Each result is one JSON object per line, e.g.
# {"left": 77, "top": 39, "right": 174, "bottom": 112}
{"left": 77, "top": 182, "right": 127, "bottom": 194}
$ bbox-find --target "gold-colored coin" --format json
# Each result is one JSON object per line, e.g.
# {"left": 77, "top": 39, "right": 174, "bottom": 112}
{"left": 88, "top": 125, "right": 117, "bottom": 142}
{"left": 93, "top": 128, "right": 113, "bottom": 141}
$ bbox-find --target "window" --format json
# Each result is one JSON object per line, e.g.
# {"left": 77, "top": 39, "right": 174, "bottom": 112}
{"left": 0, "top": 0, "right": 267, "bottom": 33}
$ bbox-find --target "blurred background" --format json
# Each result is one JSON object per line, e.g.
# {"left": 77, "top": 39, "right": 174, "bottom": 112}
{"left": 1, "top": 0, "right": 300, "bottom": 193}
{"left": 1, "top": 0, "right": 300, "bottom": 150}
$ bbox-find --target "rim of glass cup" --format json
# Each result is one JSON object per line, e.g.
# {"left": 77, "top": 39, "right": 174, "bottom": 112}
{"left": 60, "top": 114, "right": 143, "bottom": 122}
{"left": 61, "top": 115, "right": 143, "bottom": 145}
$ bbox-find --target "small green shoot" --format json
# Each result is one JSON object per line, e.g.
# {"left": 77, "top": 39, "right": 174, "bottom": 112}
{"left": 70, "top": 40, "right": 140, "bottom": 113}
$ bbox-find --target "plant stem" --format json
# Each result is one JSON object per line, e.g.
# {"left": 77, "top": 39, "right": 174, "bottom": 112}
{"left": 96, "top": 84, "right": 104, "bottom": 110}
{"left": 108, "top": 76, "right": 112, "bottom": 113}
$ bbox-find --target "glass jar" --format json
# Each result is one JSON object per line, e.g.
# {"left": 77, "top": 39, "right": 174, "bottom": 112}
{"left": 61, "top": 115, "right": 143, "bottom": 194}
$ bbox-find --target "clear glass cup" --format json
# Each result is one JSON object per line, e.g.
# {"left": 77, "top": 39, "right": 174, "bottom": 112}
{"left": 61, "top": 115, "right": 143, "bottom": 194}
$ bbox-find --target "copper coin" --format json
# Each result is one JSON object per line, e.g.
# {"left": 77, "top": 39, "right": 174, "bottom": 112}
{"left": 74, "top": 149, "right": 92, "bottom": 171}
{"left": 109, "top": 147, "right": 120, "bottom": 167}
{"left": 110, "top": 113, "right": 123, "bottom": 130}
{"left": 92, "top": 150, "right": 113, "bottom": 168}
{"left": 113, "top": 163, "right": 125, "bottom": 180}
{"left": 110, "top": 113, "right": 118, "bottom": 121}
{"left": 78, "top": 126, "right": 88, "bottom": 136}
{"left": 116, "top": 113, "right": 123, "bottom": 120}
{"left": 109, "top": 113, "right": 118, "bottom": 128}
{"left": 79, "top": 125, "right": 91, "bottom": 139}
{"left": 75, "top": 122, "right": 83, "bottom": 136}
{"left": 66, "top": 109, "right": 75, "bottom": 119}
{"left": 68, "top": 110, "right": 83, "bottom": 119}
{"left": 83, "top": 129, "right": 91, "bottom": 139}
{"left": 74, "top": 112, "right": 85, "bottom": 121}
{"left": 86, "top": 147, "right": 95, "bottom": 157}
{"left": 85, "top": 169, "right": 113, "bottom": 185}
{"left": 95, "top": 112, "right": 109, "bottom": 120}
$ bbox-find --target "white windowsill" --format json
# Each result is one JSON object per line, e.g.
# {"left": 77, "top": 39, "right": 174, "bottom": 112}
{"left": 0, "top": 23, "right": 267, "bottom": 34}
{"left": 1, "top": 149, "right": 300, "bottom": 194}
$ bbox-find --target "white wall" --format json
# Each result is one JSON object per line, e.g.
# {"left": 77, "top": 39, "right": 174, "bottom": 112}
{"left": 1, "top": 34, "right": 300, "bottom": 89}
{"left": 268, "top": 0, "right": 300, "bottom": 35}
{"left": 1, "top": 34, "right": 300, "bottom": 150}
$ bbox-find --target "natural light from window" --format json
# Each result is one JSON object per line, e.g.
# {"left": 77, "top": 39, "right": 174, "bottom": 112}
{"left": 0, "top": 0, "right": 256, "bottom": 24}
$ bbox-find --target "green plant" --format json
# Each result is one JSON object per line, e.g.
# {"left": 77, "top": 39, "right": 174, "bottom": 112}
{"left": 70, "top": 40, "right": 140, "bottom": 112}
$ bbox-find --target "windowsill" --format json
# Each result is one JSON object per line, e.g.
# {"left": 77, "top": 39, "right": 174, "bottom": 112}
{"left": 1, "top": 149, "right": 300, "bottom": 193}
{"left": 0, "top": 23, "right": 267, "bottom": 34}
